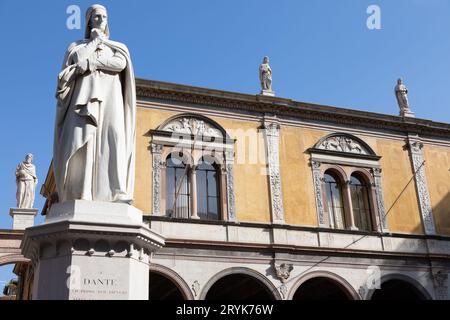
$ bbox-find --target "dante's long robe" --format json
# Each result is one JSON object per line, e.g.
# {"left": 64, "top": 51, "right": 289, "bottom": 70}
{"left": 54, "top": 38, "right": 136, "bottom": 203}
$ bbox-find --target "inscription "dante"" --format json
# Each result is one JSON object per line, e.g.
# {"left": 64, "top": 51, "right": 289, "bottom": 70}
{"left": 83, "top": 278, "right": 118, "bottom": 286}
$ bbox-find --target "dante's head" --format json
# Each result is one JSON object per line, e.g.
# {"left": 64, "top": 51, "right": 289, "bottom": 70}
{"left": 397, "top": 78, "right": 403, "bottom": 85}
{"left": 25, "top": 154, "right": 33, "bottom": 164}
{"left": 263, "top": 56, "right": 269, "bottom": 64}
{"left": 85, "top": 4, "right": 110, "bottom": 39}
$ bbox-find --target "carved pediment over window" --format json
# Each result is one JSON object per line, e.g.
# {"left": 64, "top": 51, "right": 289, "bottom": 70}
{"left": 161, "top": 116, "right": 224, "bottom": 138}
{"left": 311, "top": 133, "right": 378, "bottom": 158}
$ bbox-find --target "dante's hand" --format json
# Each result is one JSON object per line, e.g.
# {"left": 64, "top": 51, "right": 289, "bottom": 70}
{"left": 76, "top": 60, "right": 89, "bottom": 75}
{"left": 91, "top": 28, "right": 105, "bottom": 41}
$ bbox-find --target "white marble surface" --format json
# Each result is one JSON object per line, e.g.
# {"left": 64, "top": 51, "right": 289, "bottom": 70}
{"left": 53, "top": 4, "right": 136, "bottom": 203}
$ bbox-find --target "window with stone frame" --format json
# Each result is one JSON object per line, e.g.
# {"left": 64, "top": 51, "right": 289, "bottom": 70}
{"left": 309, "top": 133, "right": 388, "bottom": 233}
{"left": 165, "top": 153, "right": 191, "bottom": 218}
{"left": 196, "top": 156, "right": 221, "bottom": 220}
{"left": 148, "top": 114, "right": 236, "bottom": 221}
{"left": 323, "top": 170, "right": 346, "bottom": 229}
{"left": 349, "top": 173, "right": 373, "bottom": 231}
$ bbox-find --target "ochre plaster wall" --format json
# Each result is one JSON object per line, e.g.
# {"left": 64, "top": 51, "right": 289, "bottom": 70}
{"left": 424, "top": 145, "right": 450, "bottom": 235}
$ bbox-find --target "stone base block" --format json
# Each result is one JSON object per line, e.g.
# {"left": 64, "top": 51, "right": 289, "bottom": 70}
{"left": 400, "top": 110, "right": 415, "bottom": 118}
{"left": 9, "top": 208, "right": 38, "bottom": 230}
{"left": 46, "top": 200, "right": 143, "bottom": 225}
{"left": 22, "top": 201, "right": 165, "bottom": 300}
{"left": 260, "top": 90, "right": 275, "bottom": 97}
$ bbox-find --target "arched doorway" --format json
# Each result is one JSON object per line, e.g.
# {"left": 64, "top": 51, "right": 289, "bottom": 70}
{"left": 371, "top": 279, "right": 429, "bottom": 300}
{"left": 292, "top": 277, "right": 354, "bottom": 300}
{"left": 204, "top": 273, "right": 276, "bottom": 300}
{"left": 149, "top": 271, "right": 186, "bottom": 300}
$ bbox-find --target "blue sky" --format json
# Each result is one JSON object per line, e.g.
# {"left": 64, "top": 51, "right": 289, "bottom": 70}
{"left": 0, "top": 0, "right": 450, "bottom": 286}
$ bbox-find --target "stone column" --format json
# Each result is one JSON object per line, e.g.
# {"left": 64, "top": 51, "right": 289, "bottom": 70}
{"left": 311, "top": 161, "right": 327, "bottom": 228}
{"left": 343, "top": 181, "right": 358, "bottom": 230}
{"left": 190, "top": 166, "right": 199, "bottom": 219}
{"left": 263, "top": 117, "right": 284, "bottom": 224}
{"left": 224, "top": 149, "right": 237, "bottom": 221}
{"left": 151, "top": 143, "right": 163, "bottom": 216}
{"left": 371, "top": 168, "right": 389, "bottom": 232}
{"left": 407, "top": 138, "right": 436, "bottom": 235}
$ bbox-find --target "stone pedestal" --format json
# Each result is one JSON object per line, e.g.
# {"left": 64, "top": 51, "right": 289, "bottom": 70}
{"left": 9, "top": 208, "right": 38, "bottom": 230}
{"left": 400, "top": 109, "right": 415, "bottom": 118}
{"left": 260, "top": 90, "right": 275, "bottom": 97}
{"left": 21, "top": 200, "right": 165, "bottom": 300}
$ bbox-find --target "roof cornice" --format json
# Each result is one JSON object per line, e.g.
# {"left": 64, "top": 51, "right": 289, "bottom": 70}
{"left": 136, "top": 78, "right": 450, "bottom": 138}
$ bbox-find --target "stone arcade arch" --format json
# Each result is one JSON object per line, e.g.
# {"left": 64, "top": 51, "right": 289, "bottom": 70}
{"left": 288, "top": 271, "right": 360, "bottom": 300}
{"left": 200, "top": 267, "right": 282, "bottom": 300}
{"left": 0, "top": 230, "right": 26, "bottom": 266}
{"left": 149, "top": 264, "right": 194, "bottom": 300}
{"left": 368, "top": 274, "right": 432, "bottom": 300}
{"left": 0, "top": 255, "right": 29, "bottom": 266}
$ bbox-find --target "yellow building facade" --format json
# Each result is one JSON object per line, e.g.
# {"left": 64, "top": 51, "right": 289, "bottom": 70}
{"left": 21, "top": 78, "right": 450, "bottom": 300}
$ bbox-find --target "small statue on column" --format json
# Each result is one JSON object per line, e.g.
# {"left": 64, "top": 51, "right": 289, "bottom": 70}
{"left": 395, "top": 78, "right": 415, "bottom": 117}
{"left": 15, "top": 154, "right": 38, "bottom": 209}
{"left": 259, "top": 56, "right": 275, "bottom": 96}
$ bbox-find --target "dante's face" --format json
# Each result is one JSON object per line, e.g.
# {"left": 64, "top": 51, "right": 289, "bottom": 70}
{"left": 263, "top": 57, "right": 269, "bottom": 64}
{"left": 25, "top": 155, "right": 33, "bottom": 164}
{"left": 90, "top": 8, "right": 108, "bottom": 33}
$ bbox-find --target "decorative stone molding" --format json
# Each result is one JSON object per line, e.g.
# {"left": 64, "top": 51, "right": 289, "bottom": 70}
{"left": 279, "top": 284, "right": 287, "bottom": 300}
{"left": 310, "top": 133, "right": 380, "bottom": 162}
{"left": 151, "top": 143, "right": 164, "bottom": 216}
{"left": 191, "top": 280, "right": 200, "bottom": 297}
{"left": 432, "top": 270, "right": 448, "bottom": 300}
{"left": 311, "top": 161, "right": 326, "bottom": 227}
{"left": 371, "top": 168, "right": 389, "bottom": 232}
{"left": 274, "top": 263, "right": 293, "bottom": 284}
{"left": 263, "top": 118, "right": 284, "bottom": 223}
{"left": 358, "top": 285, "right": 367, "bottom": 300}
{"left": 407, "top": 139, "right": 436, "bottom": 235}
{"left": 225, "top": 150, "right": 236, "bottom": 221}
{"left": 162, "top": 117, "right": 223, "bottom": 138}
{"left": 136, "top": 79, "right": 450, "bottom": 139}
{"left": 318, "top": 135, "right": 369, "bottom": 155}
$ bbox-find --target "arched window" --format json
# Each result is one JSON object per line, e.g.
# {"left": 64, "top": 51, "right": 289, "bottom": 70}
{"left": 350, "top": 173, "right": 373, "bottom": 231}
{"left": 151, "top": 114, "right": 236, "bottom": 221}
{"left": 165, "top": 154, "right": 190, "bottom": 218}
{"left": 310, "top": 133, "right": 388, "bottom": 232}
{"left": 324, "top": 171, "right": 346, "bottom": 229}
{"left": 196, "top": 157, "right": 220, "bottom": 220}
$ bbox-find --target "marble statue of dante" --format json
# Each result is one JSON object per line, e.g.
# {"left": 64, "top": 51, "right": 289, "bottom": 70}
{"left": 395, "top": 78, "right": 410, "bottom": 112}
{"left": 259, "top": 56, "right": 273, "bottom": 92}
{"left": 15, "top": 154, "right": 38, "bottom": 209}
{"left": 53, "top": 4, "right": 136, "bottom": 203}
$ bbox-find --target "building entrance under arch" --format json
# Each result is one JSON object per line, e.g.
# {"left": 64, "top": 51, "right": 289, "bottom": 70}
{"left": 149, "top": 271, "right": 185, "bottom": 300}
{"left": 205, "top": 274, "right": 275, "bottom": 300}
{"left": 293, "top": 277, "right": 353, "bottom": 300}
{"left": 371, "top": 279, "right": 427, "bottom": 300}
